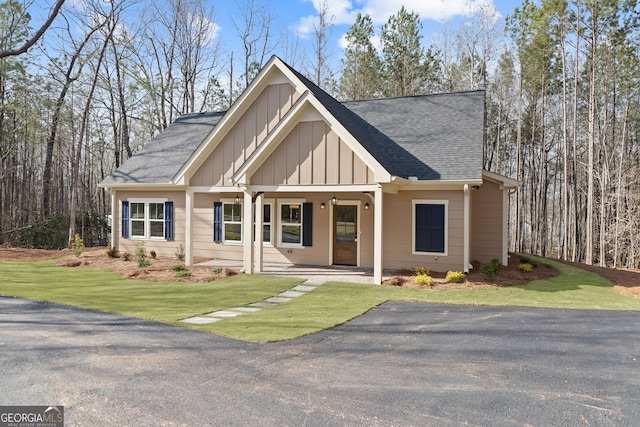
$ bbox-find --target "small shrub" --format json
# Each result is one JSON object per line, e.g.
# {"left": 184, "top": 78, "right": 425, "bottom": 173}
{"left": 135, "top": 242, "right": 151, "bottom": 268}
{"left": 150, "top": 250, "right": 157, "bottom": 259}
{"left": 414, "top": 274, "right": 432, "bottom": 287}
{"left": 520, "top": 256, "right": 537, "bottom": 268}
{"left": 445, "top": 271, "right": 466, "bottom": 283}
{"left": 480, "top": 260, "right": 500, "bottom": 281}
{"left": 212, "top": 267, "right": 223, "bottom": 274}
{"left": 175, "top": 244, "right": 185, "bottom": 261}
{"left": 122, "top": 252, "right": 131, "bottom": 262}
{"left": 415, "top": 267, "right": 431, "bottom": 277}
{"left": 72, "top": 233, "right": 84, "bottom": 257}
{"left": 519, "top": 263, "right": 534, "bottom": 272}
{"left": 385, "top": 276, "right": 405, "bottom": 286}
{"left": 107, "top": 246, "right": 119, "bottom": 258}
{"left": 222, "top": 267, "right": 238, "bottom": 277}
{"left": 175, "top": 269, "right": 191, "bottom": 278}
{"left": 171, "top": 264, "right": 188, "bottom": 272}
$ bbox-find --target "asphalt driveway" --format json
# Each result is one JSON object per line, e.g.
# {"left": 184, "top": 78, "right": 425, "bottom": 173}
{"left": 1, "top": 297, "right": 639, "bottom": 426}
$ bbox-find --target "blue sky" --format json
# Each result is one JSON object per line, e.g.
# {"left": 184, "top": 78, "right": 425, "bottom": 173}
{"left": 29, "top": 0, "right": 525, "bottom": 74}
{"left": 208, "top": 0, "right": 524, "bottom": 70}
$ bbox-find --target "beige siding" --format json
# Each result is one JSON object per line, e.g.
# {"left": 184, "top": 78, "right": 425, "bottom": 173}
{"left": 382, "top": 190, "right": 466, "bottom": 273}
{"left": 192, "top": 192, "right": 340, "bottom": 266}
{"left": 251, "top": 121, "right": 374, "bottom": 186}
{"left": 471, "top": 180, "right": 504, "bottom": 262}
{"left": 115, "top": 190, "right": 187, "bottom": 258}
{"left": 191, "top": 83, "right": 299, "bottom": 187}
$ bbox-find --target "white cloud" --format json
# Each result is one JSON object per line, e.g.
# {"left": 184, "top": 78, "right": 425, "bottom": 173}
{"left": 299, "top": 0, "right": 498, "bottom": 31}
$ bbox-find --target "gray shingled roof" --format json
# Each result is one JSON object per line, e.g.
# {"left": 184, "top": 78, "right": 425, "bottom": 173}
{"left": 344, "top": 91, "right": 485, "bottom": 180}
{"left": 100, "top": 112, "right": 224, "bottom": 185}
{"left": 282, "top": 62, "right": 485, "bottom": 181}
{"left": 101, "top": 61, "right": 485, "bottom": 186}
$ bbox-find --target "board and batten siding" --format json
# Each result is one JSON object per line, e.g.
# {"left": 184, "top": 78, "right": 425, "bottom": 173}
{"left": 190, "top": 83, "right": 301, "bottom": 187}
{"left": 471, "top": 180, "right": 504, "bottom": 262}
{"left": 251, "top": 120, "right": 374, "bottom": 186}
{"left": 382, "top": 190, "right": 465, "bottom": 272}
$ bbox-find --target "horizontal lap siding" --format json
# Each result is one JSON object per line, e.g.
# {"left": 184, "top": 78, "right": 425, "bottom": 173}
{"left": 191, "top": 83, "right": 299, "bottom": 187}
{"left": 192, "top": 193, "right": 333, "bottom": 265}
{"left": 116, "top": 190, "right": 186, "bottom": 258}
{"left": 382, "top": 191, "right": 465, "bottom": 272}
{"left": 471, "top": 181, "right": 503, "bottom": 262}
{"left": 251, "top": 121, "right": 374, "bottom": 186}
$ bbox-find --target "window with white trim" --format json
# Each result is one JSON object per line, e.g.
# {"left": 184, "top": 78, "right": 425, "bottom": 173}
{"left": 126, "top": 201, "right": 171, "bottom": 240}
{"left": 413, "top": 200, "right": 448, "bottom": 255}
{"left": 223, "top": 202, "right": 242, "bottom": 243}
{"left": 279, "top": 202, "right": 302, "bottom": 246}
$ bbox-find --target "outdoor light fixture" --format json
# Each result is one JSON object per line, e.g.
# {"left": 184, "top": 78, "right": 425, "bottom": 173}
{"left": 364, "top": 203, "right": 370, "bottom": 210}
{"left": 320, "top": 203, "right": 326, "bottom": 209}
{"left": 235, "top": 193, "right": 240, "bottom": 204}
{"left": 331, "top": 194, "right": 337, "bottom": 205}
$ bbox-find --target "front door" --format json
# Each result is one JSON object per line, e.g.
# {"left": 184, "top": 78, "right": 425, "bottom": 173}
{"left": 333, "top": 205, "right": 357, "bottom": 266}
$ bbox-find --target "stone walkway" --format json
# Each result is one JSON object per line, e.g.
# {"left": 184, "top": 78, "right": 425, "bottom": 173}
{"left": 179, "top": 279, "right": 325, "bottom": 325}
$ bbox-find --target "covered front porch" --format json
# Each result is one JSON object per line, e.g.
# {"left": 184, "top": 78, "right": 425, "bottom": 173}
{"left": 197, "top": 258, "right": 385, "bottom": 284}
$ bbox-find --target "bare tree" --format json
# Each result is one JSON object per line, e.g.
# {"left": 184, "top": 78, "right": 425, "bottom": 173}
{"left": 231, "top": 0, "right": 276, "bottom": 90}
{"left": 0, "top": 0, "right": 65, "bottom": 58}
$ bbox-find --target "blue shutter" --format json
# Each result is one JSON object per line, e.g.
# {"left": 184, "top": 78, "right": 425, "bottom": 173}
{"left": 302, "top": 202, "right": 313, "bottom": 247}
{"left": 415, "top": 204, "right": 445, "bottom": 253}
{"left": 164, "top": 201, "right": 174, "bottom": 240}
{"left": 213, "top": 202, "right": 222, "bottom": 243}
{"left": 121, "top": 201, "right": 129, "bottom": 238}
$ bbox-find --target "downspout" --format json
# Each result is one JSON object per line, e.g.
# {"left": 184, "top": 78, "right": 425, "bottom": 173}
{"left": 464, "top": 184, "right": 470, "bottom": 274}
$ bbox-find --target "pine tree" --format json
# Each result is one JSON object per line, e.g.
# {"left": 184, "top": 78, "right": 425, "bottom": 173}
{"left": 338, "top": 13, "right": 382, "bottom": 100}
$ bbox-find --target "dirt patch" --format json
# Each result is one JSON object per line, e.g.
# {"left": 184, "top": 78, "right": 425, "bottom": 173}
{"left": 561, "top": 260, "right": 640, "bottom": 299}
{"left": 0, "top": 246, "right": 74, "bottom": 261}
{"left": 0, "top": 246, "right": 239, "bottom": 282}
{"left": 383, "top": 255, "right": 560, "bottom": 291}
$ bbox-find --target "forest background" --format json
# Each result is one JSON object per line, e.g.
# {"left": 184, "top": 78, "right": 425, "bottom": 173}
{"left": 1, "top": 0, "right": 639, "bottom": 269}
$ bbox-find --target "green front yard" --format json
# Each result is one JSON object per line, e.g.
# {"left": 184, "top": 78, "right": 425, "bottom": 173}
{"left": 1, "top": 255, "right": 639, "bottom": 342}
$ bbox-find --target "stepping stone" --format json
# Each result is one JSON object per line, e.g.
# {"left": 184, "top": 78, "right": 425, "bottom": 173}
{"left": 180, "top": 317, "right": 222, "bottom": 324}
{"left": 248, "top": 301, "right": 277, "bottom": 307}
{"left": 292, "top": 285, "right": 317, "bottom": 292}
{"left": 205, "top": 310, "right": 242, "bottom": 318}
{"left": 230, "top": 307, "right": 262, "bottom": 312}
{"left": 279, "top": 291, "right": 305, "bottom": 297}
{"left": 303, "top": 280, "right": 325, "bottom": 286}
{"left": 265, "top": 297, "right": 291, "bottom": 303}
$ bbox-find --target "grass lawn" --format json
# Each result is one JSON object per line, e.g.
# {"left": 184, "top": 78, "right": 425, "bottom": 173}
{"left": 1, "top": 254, "right": 639, "bottom": 342}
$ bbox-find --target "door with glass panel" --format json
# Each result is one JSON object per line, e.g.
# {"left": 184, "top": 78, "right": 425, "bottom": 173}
{"left": 333, "top": 205, "right": 357, "bottom": 266}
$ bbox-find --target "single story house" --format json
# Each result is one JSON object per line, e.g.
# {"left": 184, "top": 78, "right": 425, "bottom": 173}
{"left": 99, "top": 56, "right": 519, "bottom": 284}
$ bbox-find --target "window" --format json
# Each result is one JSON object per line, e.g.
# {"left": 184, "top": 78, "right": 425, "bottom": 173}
{"left": 253, "top": 202, "right": 272, "bottom": 245}
{"left": 122, "top": 200, "right": 173, "bottom": 240}
{"left": 278, "top": 201, "right": 313, "bottom": 247}
{"left": 413, "top": 200, "right": 447, "bottom": 255}
{"left": 280, "top": 203, "right": 302, "bottom": 246}
{"left": 223, "top": 202, "right": 242, "bottom": 243}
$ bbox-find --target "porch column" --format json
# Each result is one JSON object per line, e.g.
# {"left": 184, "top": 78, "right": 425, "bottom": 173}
{"left": 110, "top": 190, "right": 118, "bottom": 252}
{"left": 373, "top": 185, "right": 383, "bottom": 285}
{"left": 243, "top": 190, "right": 254, "bottom": 274}
{"left": 463, "top": 184, "right": 470, "bottom": 274}
{"left": 254, "top": 192, "right": 264, "bottom": 272}
{"left": 502, "top": 185, "right": 509, "bottom": 266}
{"left": 185, "top": 190, "right": 194, "bottom": 266}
